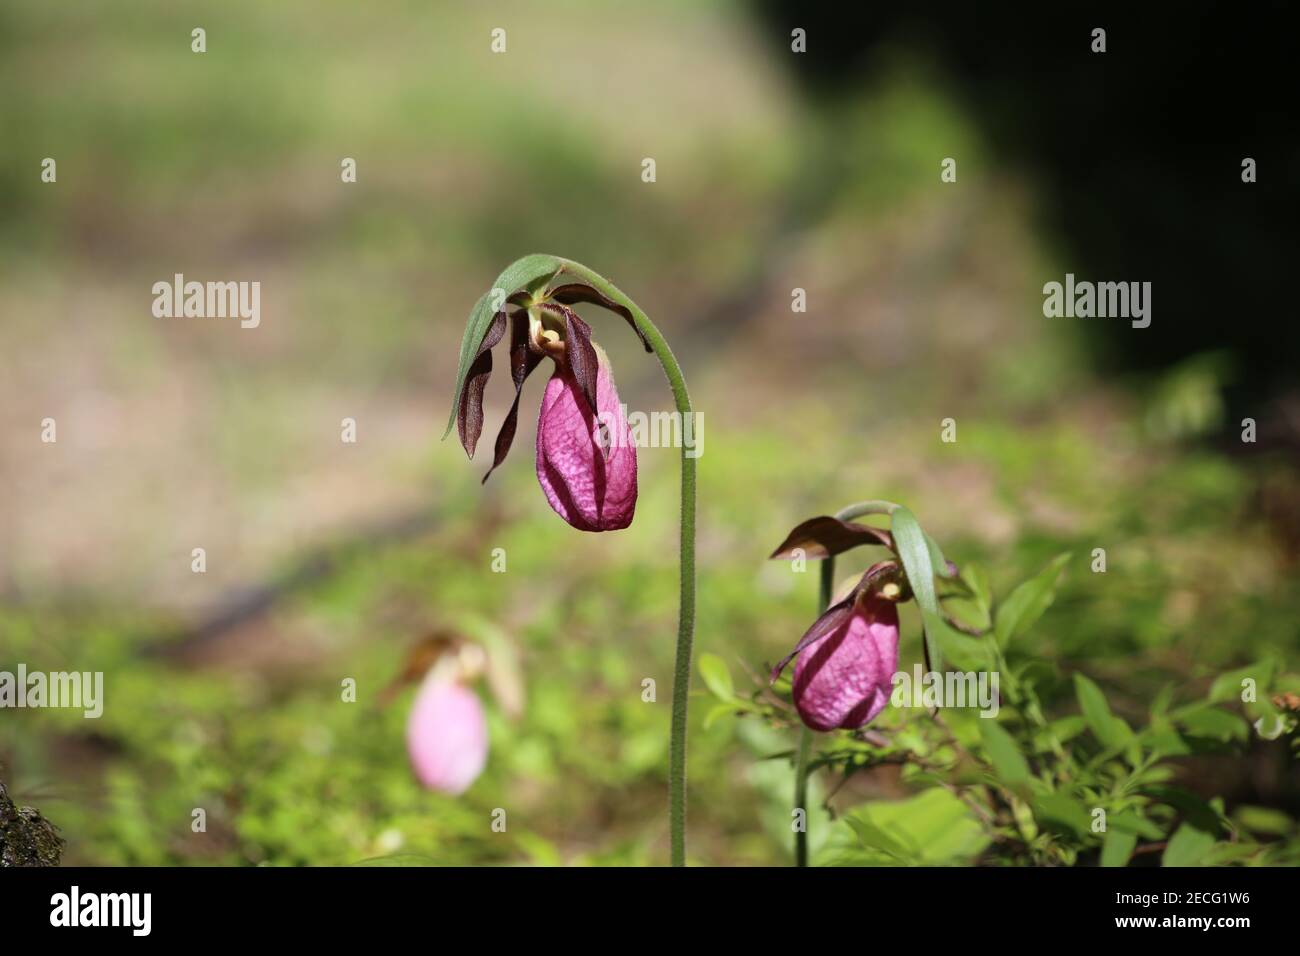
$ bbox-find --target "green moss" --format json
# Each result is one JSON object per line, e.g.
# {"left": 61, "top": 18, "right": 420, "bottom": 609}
{"left": 0, "top": 780, "right": 64, "bottom": 867}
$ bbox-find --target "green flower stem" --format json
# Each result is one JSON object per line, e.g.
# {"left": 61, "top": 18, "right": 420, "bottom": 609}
{"left": 837, "top": 500, "right": 901, "bottom": 521}
{"left": 792, "top": 501, "right": 898, "bottom": 866}
{"left": 555, "top": 258, "right": 696, "bottom": 867}
{"left": 793, "top": 555, "right": 835, "bottom": 867}
{"left": 793, "top": 724, "right": 813, "bottom": 867}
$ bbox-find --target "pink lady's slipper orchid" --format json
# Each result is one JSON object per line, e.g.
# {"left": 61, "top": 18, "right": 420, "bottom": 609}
{"left": 456, "top": 282, "right": 649, "bottom": 532}
{"left": 770, "top": 562, "right": 906, "bottom": 732}
{"left": 406, "top": 669, "right": 489, "bottom": 796}
{"left": 450, "top": 256, "right": 699, "bottom": 866}
{"left": 768, "top": 504, "right": 949, "bottom": 866}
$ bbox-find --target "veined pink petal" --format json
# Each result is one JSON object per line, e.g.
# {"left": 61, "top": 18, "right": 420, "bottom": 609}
{"left": 792, "top": 594, "right": 900, "bottom": 731}
{"left": 406, "top": 675, "right": 488, "bottom": 795}
{"left": 535, "top": 349, "right": 637, "bottom": 531}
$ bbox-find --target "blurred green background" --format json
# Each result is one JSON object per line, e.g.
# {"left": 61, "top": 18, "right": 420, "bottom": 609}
{"left": 1, "top": 0, "right": 1297, "bottom": 865}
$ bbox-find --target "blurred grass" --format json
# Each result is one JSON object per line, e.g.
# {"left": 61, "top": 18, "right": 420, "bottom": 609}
{"left": 1, "top": 0, "right": 1296, "bottom": 865}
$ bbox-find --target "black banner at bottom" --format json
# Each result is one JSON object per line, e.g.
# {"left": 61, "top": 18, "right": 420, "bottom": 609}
{"left": 0, "top": 864, "right": 1284, "bottom": 941}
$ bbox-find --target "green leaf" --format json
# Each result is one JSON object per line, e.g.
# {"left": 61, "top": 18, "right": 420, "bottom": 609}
{"left": 1074, "top": 673, "right": 1131, "bottom": 749}
{"left": 833, "top": 789, "right": 988, "bottom": 866}
{"left": 1110, "top": 811, "right": 1165, "bottom": 841}
{"left": 1101, "top": 828, "right": 1137, "bottom": 867}
{"left": 697, "top": 653, "right": 734, "bottom": 701}
{"left": 443, "top": 254, "right": 562, "bottom": 439}
{"left": 1149, "top": 684, "right": 1175, "bottom": 720}
{"left": 1032, "top": 715, "right": 1087, "bottom": 752}
{"left": 1162, "top": 823, "right": 1216, "bottom": 867}
{"left": 702, "top": 702, "right": 738, "bottom": 730}
{"left": 978, "top": 720, "right": 1032, "bottom": 795}
{"left": 890, "top": 505, "right": 942, "bottom": 672}
{"left": 994, "top": 553, "right": 1071, "bottom": 649}
{"left": 1032, "top": 792, "right": 1092, "bottom": 838}
{"left": 930, "top": 617, "right": 994, "bottom": 673}
{"left": 1233, "top": 805, "right": 1293, "bottom": 837}
{"left": 1140, "top": 728, "right": 1192, "bottom": 758}
{"left": 1172, "top": 704, "right": 1249, "bottom": 743}
{"left": 844, "top": 817, "right": 910, "bottom": 863}
{"left": 924, "top": 532, "right": 954, "bottom": 578}
{"left": 958, "top": 563, "right": 993, "bottom": 630}
{"left": 1207, "top": 660, "right": 1273, "bottom": 704}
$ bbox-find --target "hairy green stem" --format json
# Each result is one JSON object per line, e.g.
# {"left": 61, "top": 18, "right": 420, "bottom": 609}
{"left": 555, "top": 259, "right": 696, "bottom": 867}
{"left": 793, "top": 724, "right": 813, "bottom": 866}
{"left": 793, "top": 556, "right": 837, "bottom": 866}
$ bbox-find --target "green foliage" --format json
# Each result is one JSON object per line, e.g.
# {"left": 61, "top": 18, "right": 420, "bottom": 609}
{"left": 715, "top": 548, "right": 1300, "bottom": 867}
{"left": 995, "top": 553, "right": 1071, "bottom": 649}
{"left": 830, "top": 789, "right": 990, "bottom": 866}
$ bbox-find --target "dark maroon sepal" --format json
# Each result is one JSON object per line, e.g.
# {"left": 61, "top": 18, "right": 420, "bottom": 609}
{"left": 483, "top": 311, "right": 543, "bottom": 484}
{"left": 556, "top": 305, "right": 600, "bottom": 418}
{"left": 768, "top": 515, "right": 894, "bottom": 561}
{"left": 457, "top": 310, "right": 507, "bottom": 458}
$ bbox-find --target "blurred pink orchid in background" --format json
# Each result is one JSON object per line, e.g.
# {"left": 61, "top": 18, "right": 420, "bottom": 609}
{"left": 406, "top": 670, "right": 489, "bottom": 796}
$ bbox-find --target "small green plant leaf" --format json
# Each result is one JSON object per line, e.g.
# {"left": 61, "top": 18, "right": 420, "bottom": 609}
{"left": 1172, "top": 704, "right": 1250, "bottom": 743}
{"left": 698, "top": 652, "right": 734, "bottom": 701}
{"left": 1032, "top": 792, "right": 1092, "bottom": 838}
{"left": 835, "top": 789, "right": 988, "bottom": 866}
{"left": 924, "top": 532, "right": 954, "bottom": 578}
{"left": 1233, "top": 805, "right": 1293, "bottom": 837}
{"left": 1162, "top": 823, "right": 1216, "bottom": 867}
{"left": 994, "top": 552, "right": 1071, "bottom": 649}
{"left": 1110, "top": 811, "right": 1165, "bottom": 841}
{"left": 978, "top": 720, "right": 1033, "bottom": 795}
{"left": 930, "top": 616, "right": 995, "bottom": 672}
{"left": 703, "top": 702, "right": 737, "bottom": 730}
{"left": 957, "top": 563, "right": 993, "bottom": 630}
{"left": 1207, "top": 660, "right": 1273, "bottom": 704}
{"left": 1032, "top": 715, "right": 1087, "bottom": 752}
{"left": 1101, "top": 828, "right": 1138, "bottom": 867}
{"left": 845, "top": 817, "right": 911, "bottom": 862}
{"left": 1074, "top": 673, "right": 1131, "bottom": 748}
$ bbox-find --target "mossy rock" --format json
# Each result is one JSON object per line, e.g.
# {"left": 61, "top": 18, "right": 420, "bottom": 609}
{"left": 0, "top": 780, "right": 63, "bottom": 867}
